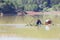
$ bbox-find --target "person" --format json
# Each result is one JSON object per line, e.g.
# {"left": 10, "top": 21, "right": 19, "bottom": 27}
{"left": 45, "top": 18, "right": 52, "bottom": 30}
{"left": 36, "top": 19, "right": 42, "bottom": 29}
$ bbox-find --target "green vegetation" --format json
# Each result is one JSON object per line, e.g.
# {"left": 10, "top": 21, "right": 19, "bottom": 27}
{"left": 0, "top": 0, "right": 60, "bottom": 13}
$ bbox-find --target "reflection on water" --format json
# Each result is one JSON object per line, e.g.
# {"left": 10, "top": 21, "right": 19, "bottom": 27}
{"left": 0, "top": 16, "right": 16, "bottom": 23}
{"left": 0, "top": 16, "right": 35, "bottom": 24}
{"left": 0, "top": 15, "right": 60, "bottom": 24}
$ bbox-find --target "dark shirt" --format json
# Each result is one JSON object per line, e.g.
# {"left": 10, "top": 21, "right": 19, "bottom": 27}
{"left": 36, "top": 20, "right": 42, "bottom": 25}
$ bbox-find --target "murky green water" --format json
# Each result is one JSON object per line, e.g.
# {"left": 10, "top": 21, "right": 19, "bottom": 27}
{"left": 0, "top": 15, "right": 60, "bottom": 24}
